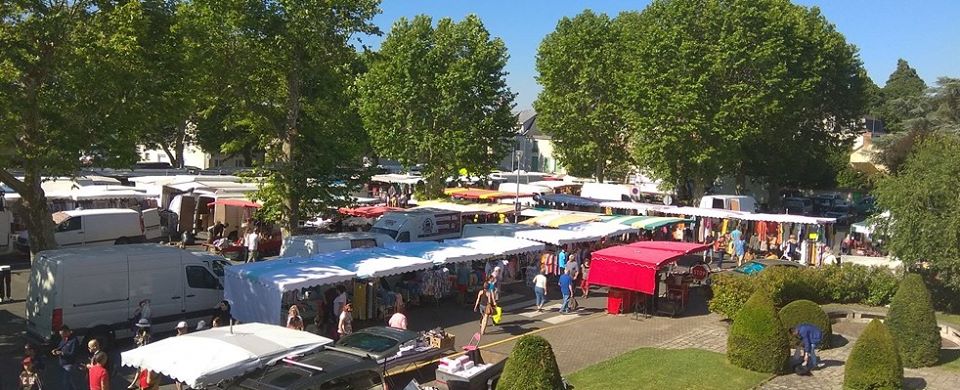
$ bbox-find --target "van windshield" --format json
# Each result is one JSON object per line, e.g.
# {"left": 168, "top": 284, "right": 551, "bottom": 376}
{"left": 368, "top": 227, "right": 398, "bottom": 240}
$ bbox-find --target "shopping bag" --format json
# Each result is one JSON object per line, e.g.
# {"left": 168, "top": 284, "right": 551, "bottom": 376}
{"left": 492, "top": 306, "right": 503, "bottom": 324}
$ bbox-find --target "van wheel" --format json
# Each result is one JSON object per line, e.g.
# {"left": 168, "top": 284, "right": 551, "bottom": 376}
{"left": 115, "top": 237, "right": 129, "bottom": 245}
{"left": 89, "top": 326, "right": 116, "bottom": 352}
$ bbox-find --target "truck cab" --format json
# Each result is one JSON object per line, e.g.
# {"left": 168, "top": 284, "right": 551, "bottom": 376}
{"left": 369, "top": 208, "right": 462, "bottom": 242}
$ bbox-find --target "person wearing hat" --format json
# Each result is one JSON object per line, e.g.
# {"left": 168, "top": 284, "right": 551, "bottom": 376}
{"left": 19, "top": 356, "right": 42, "bottom": 390}
{"left": 134, "top": 319, "right": 151, "bottom": 347}
{"left": 176, "top": 321, "right": 189, "bottom": 336}
{"left": 196, "top": 320, "right": 207, "bottom": 331}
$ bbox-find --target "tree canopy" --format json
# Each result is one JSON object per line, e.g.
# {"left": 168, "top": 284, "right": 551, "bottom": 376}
{"left": 533, "top": 10, "right": 633, "bottom": 182}
{"left": 356, "top": 14, "right": 516, "bottom": 197}
{"left": 874, "top": 133, "right": 960, "bottom": 311}
{"left": 878, "top": 59, "right": 927, "bottom": 133}
{"left": 615, "top": 0, "right": 867, "bottom": 199}
{"left": 177, "top": 0, "right": 381, "bottom": 234}
{"left": 0, "top": 0, "right": 149, "bottom": 255}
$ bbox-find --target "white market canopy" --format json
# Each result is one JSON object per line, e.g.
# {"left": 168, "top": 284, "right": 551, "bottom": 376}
{"left": 386, "top": 241, "right": 496, "bottom": 264}
{"left": 121, "top": 323, "right": 332, "bottom": 389}
{"left": 445, "top": 236, "right": 545, "bottom": 257}
{"left": 657, "top": 206, "right": 836, "bottom": 225}
{"left": 560, "top": 222, "right": 638, "bottom": 238}
{"left": 597, "top": 201, "right": 667, "bottom": 214}
{"left": 513, "top": 228, "right": 604, "bottom": 246}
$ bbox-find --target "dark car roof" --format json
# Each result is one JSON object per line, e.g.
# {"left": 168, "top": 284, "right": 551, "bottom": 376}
{"left": 228, "top": 349, "right": 379, "bottom": 390}
{"left": 332, "top": 326, "right": 419, "bottom": 360}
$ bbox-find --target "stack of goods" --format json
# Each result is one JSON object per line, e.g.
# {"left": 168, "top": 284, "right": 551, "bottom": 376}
{"left": 438, "top": 355, "right": 490, "bottom": 377}
{"left": 424, "top": 328, "right": 456, "bottom": 351}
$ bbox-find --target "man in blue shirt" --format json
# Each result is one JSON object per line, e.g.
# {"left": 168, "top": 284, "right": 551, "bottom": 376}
{"left": 52, "top": 325, "right": 80, "bottom": 390}
{"left": 792, "top": 323, "right": 823, "bottom": 373}
{"left": 558, "top": 270, "right": 573, "bottom": 314}
{"left": 557, "top": 247, "right": 568, "bottom": 270}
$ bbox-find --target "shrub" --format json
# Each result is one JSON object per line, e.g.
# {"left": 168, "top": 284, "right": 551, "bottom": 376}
{"left": 865, "top": 267, "right": 901, "bottom": 306}
{"left": 727, "top": 290, "right": 790, "bottom": 373}
{"left": 844, "top": 319, "right": 903, "bottom": 390}
{"left": 498, "top": 335, "right": 564, "bottom": 390}
{"left": 778, "top": 300, "right": 832, "bottom": 349}
{"left": 756, "top": 266, "right": 823, "bottom": 306}
{"left": 708, "top": 272, "right": 757, "bottom": 319}
{"left": 886, "top": 273, "right": 941, "bottom": 368}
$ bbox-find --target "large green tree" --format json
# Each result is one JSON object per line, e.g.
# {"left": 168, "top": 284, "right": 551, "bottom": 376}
{"left": 874, "top": 77, "right": 960, "bottom": 173}
{"left": 533, "top": 10, "right": 633, "bottom": 182}
{"left": 619, "top": 0, "right": 867, "bottom": 200}
{"left": 178, "top": 0, "right": 380, "bottom": 235}
{"left": 356, "top": 15, "right": 516, "bottom": 197}
{"left": 0, "top": 0, "right": 148, "bottom": 257}
{"left": 874, "top": 133, "right": 960, "bottom": 311}
{"left": 878, "top": 59, "right": 927, "bottom": 133}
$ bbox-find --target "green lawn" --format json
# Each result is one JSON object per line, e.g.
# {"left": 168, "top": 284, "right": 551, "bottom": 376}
{"left": 937, "top": 312, "right": 960, "bottom": 330}
{"left": 566, "top": 348, "right": 771, "bottom": 390}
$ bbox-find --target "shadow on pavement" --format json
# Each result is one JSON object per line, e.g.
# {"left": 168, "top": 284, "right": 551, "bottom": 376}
{"left": 904, "top": 376, "right": 928, "bottom": 389}
{"left": 939, "top": 348, "right": 960, "bottom": 366}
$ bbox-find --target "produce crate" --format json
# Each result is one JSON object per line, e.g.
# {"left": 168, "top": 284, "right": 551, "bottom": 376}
{"left": 429, "top": 333, "right": 456, "bottom": 351}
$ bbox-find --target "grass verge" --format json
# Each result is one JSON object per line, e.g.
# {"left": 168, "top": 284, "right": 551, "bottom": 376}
{"left": 566, "top": 348, "right": 770, "bottom": 390}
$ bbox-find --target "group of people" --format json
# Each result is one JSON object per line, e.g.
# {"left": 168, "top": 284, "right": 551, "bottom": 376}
{"left": 702, "top": 225, "right": 816, "bottom": 269}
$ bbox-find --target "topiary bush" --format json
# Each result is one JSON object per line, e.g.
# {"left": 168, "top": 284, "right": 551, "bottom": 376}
{"left": 708, "top": 272, "right": 758, "bottom": 319}
{"left": 844, "top": 319, "right": 903, "bottom": 390}
{"left": 498, "top": 334, "right": 564, "bottom": 390}
{"left": 886, "top": 273, "right": 941, "bottom": 368}
{"left": 756, "top": 266, "right": 824, "bottom": 307}
{"left": 727, "top": 290, "right": 790, "bottom": 374}
{"left": 778, "top": 299, "right": 832, "bottom": 349}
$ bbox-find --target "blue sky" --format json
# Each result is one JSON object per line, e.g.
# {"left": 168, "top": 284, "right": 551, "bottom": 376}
{"left": 363, "top": 0, "right": 960, "bottom": 110}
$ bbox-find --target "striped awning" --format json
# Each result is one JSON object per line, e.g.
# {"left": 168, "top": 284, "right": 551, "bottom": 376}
{"left": 601, "top": 215, "right": 691, "bottom": 230}
{"left": 520, "top": 213, "right": 602, "bottom": 228}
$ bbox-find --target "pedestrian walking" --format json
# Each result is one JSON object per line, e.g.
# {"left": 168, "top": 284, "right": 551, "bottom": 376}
{"left": 565, "top": 257, "right": 580, "bottom": 310}
{"left": 791, "top": 323, "right": 824, "bottom": 374}
{"left": 734, "top": 236, "right": 747, "bottom": 267}
{"left": 19, "top": 357, "right": 42, "bottom": 390}
{"left": 51, "top": 326, "right": 80, "bottom": 390}
{"left": 86, "top": 339, "right": 104, "bottom": 368}
{"left": 338, "top": 303, "right": 353, "bottom": 338}
{"left": 211, "top": 300, "right": 233, "bottom": 327}
{"left": 473, "top": 276, "right": 498, "bottom": 336}
{"left": 134, "top": 319, "right": 151, "bottom": 347}
{"left": 23, "top": 343, "right": 45, "bottom": 373}
{"left": 714, "top": 234, "right": 728, "bottom": 270}
{"left": 558, "top": 270, "right": 573, "bottom": 314}
{"left": 532, "top": 270, "right": 548, "bottom": 312}
{"left": 1, "top": 264, "right": 12, "bottom": 302}
{"left": 557, "top": 247, "right": 568, "bottom": 270}
{"left": 287, "top": 305, "right": 304, "bottom": 331}
{"left": 245, "top": 228, "right": 260, "bottom": 263}
{"left": 88, "top": 352, "right": 109, "bottom": 390}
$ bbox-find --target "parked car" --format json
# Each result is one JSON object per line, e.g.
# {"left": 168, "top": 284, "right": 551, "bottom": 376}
{"left": 224, "top": 349, "right": 384, "bottom": 390}
{"left": 824, "top": 211, "right": 853, "bottom": 226}
{"left": 25, "top": 244, "right": 226, "bottom": 346}
{"left": 733, "top": 259, "right": 805, "bottom": 275}
{"left": 330, "top": 326, "right": 420, "bottom": 361}
{"left": 782, "top": 197, "right": 814, "bottom": 215}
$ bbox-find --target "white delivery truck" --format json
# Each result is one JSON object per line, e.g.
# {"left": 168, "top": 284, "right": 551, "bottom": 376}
{"left": 699, "top": 195, "right": 757, "bottom": 213}
{"left": 15, "top": 208, "right": 158, "bottom": 252}
{"left": 369, "top": 208, "right": 462, "bottom": 242}
{"left": 281, "top": 232, "right": 396, "bottom": 257}
{"left": 25, "top": 244, "right": 227, "bottom": 345}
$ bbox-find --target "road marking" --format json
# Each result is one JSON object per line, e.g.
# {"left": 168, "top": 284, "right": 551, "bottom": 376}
{"left": 542, "top": 312, "right": 588, "bottom": 324}
{"left": 518, "top": 303, "right": 560, "bottom": 318}
{"left": 501, "top": 299, "right": 535, "bottom": 312}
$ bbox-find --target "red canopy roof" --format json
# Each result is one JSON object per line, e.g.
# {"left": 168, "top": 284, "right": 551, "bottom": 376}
{"left": 587, "top": 241, "right": 708, "bottom": 295}
{"left": 209, "top": 199, "right": 260, "bottom": 208}
{"left": 338, "top": 206, "right": 402, "bottom": 218}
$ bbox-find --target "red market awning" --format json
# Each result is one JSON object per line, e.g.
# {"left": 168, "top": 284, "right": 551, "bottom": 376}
{"left": 587, "top": 241, "right": 708, "bottom": 295}
{"left": 338, "top": 206, "right": 403, "bottom": 218}
{"left": 209, "top": 199, "right": 261, "bottom": 208}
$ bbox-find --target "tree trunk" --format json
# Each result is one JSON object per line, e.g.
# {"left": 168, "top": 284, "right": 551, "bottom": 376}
{"left": 691, "top": 177, "right": 708, "bottom": 204}
{"left": 160, "top": 144, "right": 178, "bottom": 168}
{"left": 0, "top": 168, "right": 58, "bottom": 262}
{"left": 280, "top": 59, "right": 303, "bottom": 239}
{"left": 595, "top": 159, "right": 605, "bottom": 183}
{"left": 767, "top": 182, "right": 782, "bottom": 212}
{"left": 735, "top": 172, "right": 747, "bottom": 195}
{"left": 174, "top": 124, "right": 186, "bottom": 169}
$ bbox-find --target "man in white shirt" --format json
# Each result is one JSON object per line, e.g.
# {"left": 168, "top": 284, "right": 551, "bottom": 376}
{"left": 245, "top": 229, "right": 260, "bottom": 263}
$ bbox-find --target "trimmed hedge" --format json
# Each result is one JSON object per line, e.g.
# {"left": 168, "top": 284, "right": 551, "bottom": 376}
{"left": 886, "top": 273, "right": 941, "bottom": 368}
{"left": 844, "top": 319, "right": 903, "bottom": 390}
{"left": 727, "top": 290, "right": 790, "bottom": 374}
{"left": 709, "top": 264, "right": 902, "bottom": 319}
{"left": 498, "top": 335, "right": 564, "bottom": 390}
{"left": 778, "top": 300, "right": 832, "bottom": 349}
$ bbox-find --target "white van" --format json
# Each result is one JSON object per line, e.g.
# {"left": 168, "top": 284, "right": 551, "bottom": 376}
{"left": 280, "top": 232, "right": 396, "bottom": 257}
{"left": 15, "top": 208, "right": 148, "bottom": 252}
{"left": 25, "top": 244, "right": 227, "bottom": 345}
{"left": 370, "top": 209, "right": 462, "bottom": 242}
{"left": 699, "top": 195, "right": 757, "bottom": 213}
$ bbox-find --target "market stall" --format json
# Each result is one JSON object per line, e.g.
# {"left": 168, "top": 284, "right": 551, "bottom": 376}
{"left": 600, "top": 215, "right": 692, "bottom": 231}
{"left": 587, "top": 241, "right": 709, "bottom": 316}
{"left": 120, "top": 323, "right": 332, "bottom": 389}
{"left": 225, "top": 256, "right": 357, "bottom": 325}
{"left": 520, "top": 213, "right": 602, "bottom": 228}
{"left": 559, "top": 222, "right": 638, "bottom": 238}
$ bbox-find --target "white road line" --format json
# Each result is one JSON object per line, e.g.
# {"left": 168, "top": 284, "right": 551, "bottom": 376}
{"left": 518, "top": 303, "right": 561, "bottom": 318}
{"left": 541, "top": 312, "right": 588, "bottom": 324}
{"left": 501, "top": 299, "right": 535, "bottom": 312}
